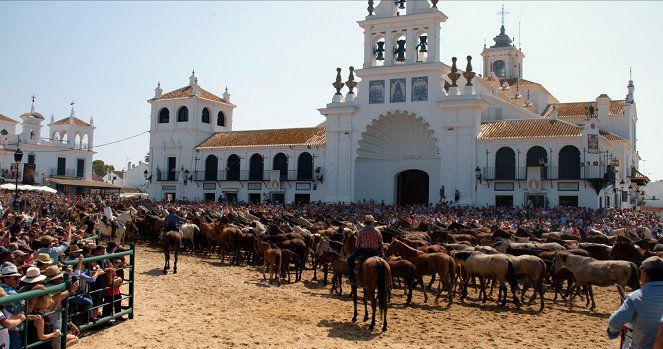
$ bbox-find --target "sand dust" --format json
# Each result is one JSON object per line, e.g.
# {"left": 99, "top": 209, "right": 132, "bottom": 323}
{"left": 77, "top": 245, "right": 622, "bottom": 349}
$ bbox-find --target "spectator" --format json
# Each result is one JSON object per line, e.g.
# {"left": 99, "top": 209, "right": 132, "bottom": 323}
{"left": 35, "top": 223, "right": 71, "bottom": 266}
{"left": 0, "top": 287, "right": 27, "bottom": 348}
{"left": 1, "top": 264, "right": 26, "bottom": 349}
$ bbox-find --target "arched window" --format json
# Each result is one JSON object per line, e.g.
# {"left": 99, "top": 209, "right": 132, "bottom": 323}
{"left": 249, "top": 153, "right": 264, "bottom": 180}
{"left": 273, "top": 153, "right": 288, "bottom": 180}
{"left": 526, "top": 146, "right": 548, "bottom": 179}
{"left": 158, "top": 108, "right": 170, "bottom": 123}
{"left": 492, "top": 60, "right": 506, "bottom": 78}
{"left": 205, "top": 155, "right": 218, "bottom": 181}
{"left": 558, "top": 145, "right": 581, "bottom": 179}
{"left": 226, "top": 154, "right": 240, "bottom": 180}
{"left": 177, "top": 106, "right": 189, "bottom": 122}
{"left": 202, "top": 108, "right": 210, "bottom": 124}
{"left": 217, "top": 111, "right": 225, "bottom": 126}
{"left": 495, "top": 147, "right": 516, "bottom": 179}
{"left": 297, "top": 152, "right": 313, "bottom": 180}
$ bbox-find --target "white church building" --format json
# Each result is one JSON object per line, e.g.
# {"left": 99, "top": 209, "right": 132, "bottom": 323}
{"left": 145, "top": 1, "right": 647, "bottom": 209}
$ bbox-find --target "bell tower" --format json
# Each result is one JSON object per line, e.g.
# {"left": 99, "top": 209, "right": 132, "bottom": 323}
{"left": 480, "top": 5, "right": 524, "bottom": 79}
{"left": 360, "top": 0, "right": 447, "bottom": 69}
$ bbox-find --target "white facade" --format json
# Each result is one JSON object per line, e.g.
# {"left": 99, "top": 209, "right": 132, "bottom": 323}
{"left": 0, "top": 101, "right": 95, "bottom": 187}
{"left": 123, "top": 161, "right": 150, "bottom": 192}
{"left": 145, "top": 1, "right": 644, "bottom": 209}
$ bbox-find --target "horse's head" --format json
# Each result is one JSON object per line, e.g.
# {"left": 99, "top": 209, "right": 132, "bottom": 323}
{"left": 550, "top": 252, "right": 568, "bottom": 273}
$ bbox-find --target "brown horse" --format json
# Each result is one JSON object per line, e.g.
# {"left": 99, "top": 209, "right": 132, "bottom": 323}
{"left": 385, "top": 239, "right": 455, "bottom": 306}
{"left": 351, "top": 256, "right": 391, "bottom": 332}
{"left": 163, "top": 230, "right": 181, "bottom": 274}
{"left": 257, "top": 241, "right": 282, "bottom": 287}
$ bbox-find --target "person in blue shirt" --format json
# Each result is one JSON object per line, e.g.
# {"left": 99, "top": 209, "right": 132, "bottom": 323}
{"left": 34, "top": 222, "right": 71, "bottom": 266}
{"left": 608, "top": 256, "right": 663, "bottom": 349}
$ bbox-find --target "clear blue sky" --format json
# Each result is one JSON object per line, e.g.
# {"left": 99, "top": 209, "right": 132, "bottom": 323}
{"left": 1, "top": 1, "right": 661, "bottom": 180}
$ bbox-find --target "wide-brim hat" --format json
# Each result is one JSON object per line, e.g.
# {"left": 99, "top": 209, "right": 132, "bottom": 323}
{"left": 364, "top": 215, "right": 376, "bottom": 223}
{"left": 85, "top": 242, "right": 97, "bottom": 250}
{"left": 69, "top": 245, "right": 81, "bottom": 254}
{"left": 0, "top": 264, "right": 21, "bottom": 278}
{"left": 21, "top": 266, "right": 46, "bottom": 284}
{"left": 35, "top": 253, "right": 54, "bottom": 265}
{"left": 42, "top": 265, "right": 63, "bottom": 282}
{"left": 40, "top": 235, "right": 56, "bottom": 245}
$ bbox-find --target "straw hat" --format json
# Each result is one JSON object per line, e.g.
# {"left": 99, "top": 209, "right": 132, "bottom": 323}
{"left": 21, "top": 266, "right": 46, "bottom": 284}
{"left": 35, "top": 253, "right": 54, "bottom": 265}
{"left": 0, "top": 264, "right": 21, "bottom": 278}
{"left": 364, "top": 215, "right": 376, "bottom": 224}
{"left": 40, "top": 235, "right": 56, "bottom": 246}
{"left": 69, "top": 245, "right": 82, "bottom": 254}
{"left": 85, "top": 242, "right": 97, "bottom": 250}
{"left": 42, "top": 265, "right": 63, "bottom": 282}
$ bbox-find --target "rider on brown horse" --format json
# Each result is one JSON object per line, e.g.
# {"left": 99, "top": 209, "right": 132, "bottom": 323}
{"left": 163, "top": 207, "right": 187, "bottom": 247}
{"left": 347, "top": 215, "right": 383, "bottom": 285}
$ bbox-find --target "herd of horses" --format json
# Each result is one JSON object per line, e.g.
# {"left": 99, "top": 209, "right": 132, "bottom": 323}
{"left": 90, "top": 204, "right": 660, "bottom": 332}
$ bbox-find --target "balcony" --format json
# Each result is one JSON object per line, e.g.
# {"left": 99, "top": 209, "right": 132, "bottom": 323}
{"left": 156, "top": 170, "right": 179, "bottom": 182}
{"left": 192, "top": 170, "right": 314, "bottom": 182}
{"left": 49, "top": 168, "right": 81, "bottom": 178}
{"left": 483, "top": 165, "right": 608, "bottom": 181}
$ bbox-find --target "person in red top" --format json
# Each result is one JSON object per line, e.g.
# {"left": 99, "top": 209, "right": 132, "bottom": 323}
{"left": 347, "top": 215, "right": 383, "bottom": 285}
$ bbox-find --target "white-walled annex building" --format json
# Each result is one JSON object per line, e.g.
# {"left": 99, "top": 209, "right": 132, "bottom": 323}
{"left": 145, "top": 1, "right": 647, "bottom": 209}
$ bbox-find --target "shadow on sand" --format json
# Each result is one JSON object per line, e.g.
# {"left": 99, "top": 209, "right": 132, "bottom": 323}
{"left": 317, "top": 319, "right": 384, "bottom": 341}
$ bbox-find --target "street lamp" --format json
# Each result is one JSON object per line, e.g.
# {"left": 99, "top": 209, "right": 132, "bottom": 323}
{"left": 619, "top": 179, "right": 625, "bottom": 208}
{"left": 143, "top": 169, "right": 152, "bottom": 183}
{"left": 13, "top": 148, "right": 23, "bottom": 211}
{"left": 474, "top": 166, "right": 482, "bottom": 191}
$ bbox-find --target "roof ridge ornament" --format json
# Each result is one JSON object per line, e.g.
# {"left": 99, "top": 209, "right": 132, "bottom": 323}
{"left": 30, "top": 95, "right": 36, "bottom": 113}
{"left": 462, "top": 56, "right": 476, "bottom": 86}
{"left": 367, "top": 0, "right": 374, "bottom": 15}
{"left": 447, "top": 57, "right": 461, "bottom": 87}
{"left": 345, "top": 66, "right": 358, "bottom": 94}
{"left": 69, "top": 101, "right": 75, "bottom": 118}
{"left": 332, "top": 68, "right": 345, "bottom": 96}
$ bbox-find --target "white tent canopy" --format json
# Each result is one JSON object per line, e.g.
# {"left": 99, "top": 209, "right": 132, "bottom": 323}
{"left": 0, "top": 183, "right": 57, "bottom": 193}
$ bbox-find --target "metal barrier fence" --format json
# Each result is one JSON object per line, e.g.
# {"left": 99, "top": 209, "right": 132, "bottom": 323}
{"left": 0, "top": 244, "right": 135, "bottom": 348}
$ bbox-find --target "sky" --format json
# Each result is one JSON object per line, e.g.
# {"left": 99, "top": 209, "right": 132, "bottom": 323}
{"left": 1, "top": 1, "right": 662, "bottom": 180}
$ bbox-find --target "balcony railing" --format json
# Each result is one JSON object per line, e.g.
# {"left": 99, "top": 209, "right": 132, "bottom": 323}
{"left": 49, "top": 168, "right": 80, "bottom": 178}
{"left": 156, "top": 170, "right": 179, "bottom": 182}
{"left": 483, "top": 165, "right": 608, "bottom": 181}
{"left": 192, "top": 170, "right": 314, "bottom": 182}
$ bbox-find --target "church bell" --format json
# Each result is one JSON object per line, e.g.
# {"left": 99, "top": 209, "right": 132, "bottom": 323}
{"left": 375, "top": 41, "right": 385, "bottom": 61}
{"left": 394, "top": 39, "right": 406, "bottom": 62}
{"left": 396, "top": 0, "right": 406, "bottom": 10}
{"left": 417, "top": 35, "right": 428, "bottom": 53}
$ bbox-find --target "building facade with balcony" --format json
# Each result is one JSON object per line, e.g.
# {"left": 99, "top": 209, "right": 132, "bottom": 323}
{"left": 145, "top": 1, "right": 647, "bottom": 209}
{"left": 0, "top": 100, "right": 100, "bottom": 194}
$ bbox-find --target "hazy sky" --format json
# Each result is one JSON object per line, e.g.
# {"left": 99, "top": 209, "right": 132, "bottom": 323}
{"left": 1, "top": 1, "right": 661, "bottom": 180}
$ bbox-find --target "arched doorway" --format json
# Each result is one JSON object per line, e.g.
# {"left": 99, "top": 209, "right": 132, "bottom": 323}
{"left": 396, "top": 170, "right": 429, "bottom": 206}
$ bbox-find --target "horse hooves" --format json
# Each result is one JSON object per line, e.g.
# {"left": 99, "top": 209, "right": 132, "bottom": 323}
{"left": 173, "top": 270, "right": 177, "bottom": 274}
{"left": 163, "top": 270, "right": 167, "bottom": 275}
{"left": 351, "top": 317, "right": 357, "bottom": 323}
{"left": 368, "top": 325, "right": 374, "bottom": 331}
{"left": 382, "top": 326, "right": 387, "bottom": 332}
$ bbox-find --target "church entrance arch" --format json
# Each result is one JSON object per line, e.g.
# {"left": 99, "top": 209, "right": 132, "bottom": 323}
{"left": 396, "top": 170, "right": 429, "bottom": 206}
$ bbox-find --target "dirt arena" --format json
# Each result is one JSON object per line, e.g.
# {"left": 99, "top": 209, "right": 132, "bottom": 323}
{"left": 78, "top": 245, "right": 622, "bottom": 349}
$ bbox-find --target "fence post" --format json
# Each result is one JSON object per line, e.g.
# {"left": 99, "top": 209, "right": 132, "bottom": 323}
{"left": 129, "top": 243, "right": 135, "bottom": 320}
{"left": 61, "top": 274, "right": 70, "bottom": 349}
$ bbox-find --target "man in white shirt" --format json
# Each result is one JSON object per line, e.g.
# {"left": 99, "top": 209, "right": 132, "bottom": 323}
{"left": 102, "top": 201, "right": 117, "bottom": 240}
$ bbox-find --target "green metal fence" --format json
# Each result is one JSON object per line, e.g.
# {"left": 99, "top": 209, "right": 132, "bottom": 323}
{"left": 0, "top": 244, "right": 135, "bottom": 348}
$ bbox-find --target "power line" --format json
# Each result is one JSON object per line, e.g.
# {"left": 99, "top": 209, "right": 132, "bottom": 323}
{"left": 5, "top": 130, "right": 149, "bottom": 154}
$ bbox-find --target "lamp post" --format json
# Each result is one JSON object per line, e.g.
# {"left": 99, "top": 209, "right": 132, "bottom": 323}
{"left": 619, "top": 179, "right": 625, "bottom": 208}
{"left": 475, "top": 166, "right": 481, "bottom": 191}
{"left": 13, "top": 148, "right": 23, "bottom": 210}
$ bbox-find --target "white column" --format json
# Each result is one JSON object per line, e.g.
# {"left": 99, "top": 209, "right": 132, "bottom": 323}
{"left": 406, "top": 28, "right": 416, "bottom": 64}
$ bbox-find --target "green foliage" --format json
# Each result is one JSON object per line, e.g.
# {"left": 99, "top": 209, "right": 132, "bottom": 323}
{"left": 92, "top": 160, "right": 115, "bottom": 177}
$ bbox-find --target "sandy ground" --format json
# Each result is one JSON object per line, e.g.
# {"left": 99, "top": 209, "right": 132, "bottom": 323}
{"left": 77, "top": 244, "right": 623, "bottom": 349}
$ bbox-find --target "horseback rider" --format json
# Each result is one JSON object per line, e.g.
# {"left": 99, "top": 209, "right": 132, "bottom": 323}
{"left": 163, "top": 207, "right": 187, "bottom": 247}
{"left": 347, "top": 215, "right": 383, "bottom": 286}
{"left": 101, "top": 201, "right": 118, "bottom": 240}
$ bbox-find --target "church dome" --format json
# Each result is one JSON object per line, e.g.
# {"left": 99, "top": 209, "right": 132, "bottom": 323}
{"left": 490, "top": 25, "right": 513, "bottom": 48}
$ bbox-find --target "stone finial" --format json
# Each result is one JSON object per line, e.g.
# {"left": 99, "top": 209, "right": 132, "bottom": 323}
{"left": 462, "top": 56, "right": 476, "bottom": 86}
{"left": 30, "top": 95, "right": 36, "bottom": 113}
{"left": 447, "top": 57, "right": 461, "bottom": 87}
{"left": 189, "top": 70, "right": 197, "bottom": 87}
{"left": 367, "top": 0, "right": 374, "bottom": 15}
{"left": 223, "top": 87, "right": 230, "bottom": 102}
{"left": 431, "top": 0, "right": 438, "bottom": 8}
{"left": 550, "top": 104, "right": 558, "bottom": 121}
{"left": 332, "top": 68, "right": 345, "bottom": 96}
{"left": 50, "top": 114, "right": 54, "bottom": 124}
{"left": 154, "top": 82, "right": 163, "bottom": 98}
{"left": 346, "top": 66, "right": 358, "bottom": 94}
{"left": 69, "top": 101, "right": 75, "bottom": 118}
{"left": 90, "top": 115, "right": 94, "bottom": 125}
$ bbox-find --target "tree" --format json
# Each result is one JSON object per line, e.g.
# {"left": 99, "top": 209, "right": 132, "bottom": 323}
{"left": 92, "top": 160, "right": 115, "bottom": 177}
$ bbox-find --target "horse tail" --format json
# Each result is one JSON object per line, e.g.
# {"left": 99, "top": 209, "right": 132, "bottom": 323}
{"left": 448, "top": 257, "right": 456, "bottom": 298}
{"left": 628, "top": 262, "right": 640, "bottom": 290}
{"left": 168, "top": 232, "right": 176, "bottom": 247}
{"left": 376, "top": 258, "right": 389, "bottom": 318}
{"left": 505, "top": 259, "right": 517, "bottom": 289}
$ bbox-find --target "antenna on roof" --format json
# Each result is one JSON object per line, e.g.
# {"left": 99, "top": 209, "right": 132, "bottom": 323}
{"left": 629, "top": 66, "right": 632, "bottom": 80}
{"left": 518, "top": 3, "right": 522, "bottom": 50}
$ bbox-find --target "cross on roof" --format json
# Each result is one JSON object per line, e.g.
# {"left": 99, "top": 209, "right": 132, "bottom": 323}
{"left": 31, "top": 95, "right": 36, "bottom": 103}
{"left": 70, "top": 100, "right": 75, "bottom": 106}
{"left": 497, "top": 4, "right": 509, "bottom": 27}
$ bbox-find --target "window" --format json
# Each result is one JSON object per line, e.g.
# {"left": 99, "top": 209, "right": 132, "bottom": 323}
{"left": 558, "top": 145, "right": 581, "bottom": 179}
{"left": 167, "top": 157, "right": 177, "bottom": 180}
{"left": 297, "top": 152, "right": 313, "bottom": 180}
{"left": 205, "top": 155, "right": 218, "bottom": 181}
{"left": 202, "top": 108, "right": 210, "bottom": 124}
{"left": 57, "top": 157, "right": 66, "bottom": 176}
{"left": 177, "top": 106, "right": 189, "bottom": 122}
{"left": 273, "top": 153, "right": 288, "bottom": 180}
{"left": 226, "top": 155, "right": 240, "bottom": 180}
{"left": 492, "top": 60, "right": 506, "bottom": 78}
{"left": 526, "top": 146, "right": 548, "bottom": 179}
{"left": 158, "top": 108, "right": 170, "bottom": 123}
{"left": 249, "top": 154, "right": 264, "bottom": 180}
{"left": 495, "top": 147, "right": 516, "bottom": 179}
{"left": 217, "top": 111, "right": 225, "bottom": 126}
{"left": 76, "top": 159, "right": 85, "bottom": 178}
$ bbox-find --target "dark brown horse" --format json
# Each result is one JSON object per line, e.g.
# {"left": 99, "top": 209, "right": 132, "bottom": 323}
{"left": 163, "top": 231, "right": 181, "bottom": 274}
{"left": 351, "top": 256, "right": 391, "bottom": 332}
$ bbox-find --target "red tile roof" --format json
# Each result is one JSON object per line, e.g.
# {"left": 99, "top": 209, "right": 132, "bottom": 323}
{"left": 501, "top": 78, "right": 542, "bottom": 88}
{"left": 197, "top": 127, "right": 326, "bottom": 149}
{"left": 154, "top": 85, "right": 225, "bottom": 103}
{"left": 541, "top": 101, "right": 625, "bottom": 118}
{"left": 599, "top": 129, "right": 627, "bottom": 143}
{"left": 478, "top": 119, "right": 583, "bottom": 140}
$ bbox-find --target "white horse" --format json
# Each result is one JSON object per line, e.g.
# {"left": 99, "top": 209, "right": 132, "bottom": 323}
{"left": 179, "top": 223, "right": 201, "bottom": 253}
{"left": 97, "top": 206, "right": 138, "bottom": 243}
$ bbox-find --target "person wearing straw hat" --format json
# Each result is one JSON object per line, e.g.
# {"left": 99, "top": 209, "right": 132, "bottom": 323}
{"left": 1, "top": 264, "right": 26, "bottom": 349}
{"left": 346, "top": 214, "right": 383, "bottom": 286}
{"left": 35, "top": 222, "right": 71, "bottom": 266}
{"left": 34, "top": 253, "right": 54, "bottom": 272}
